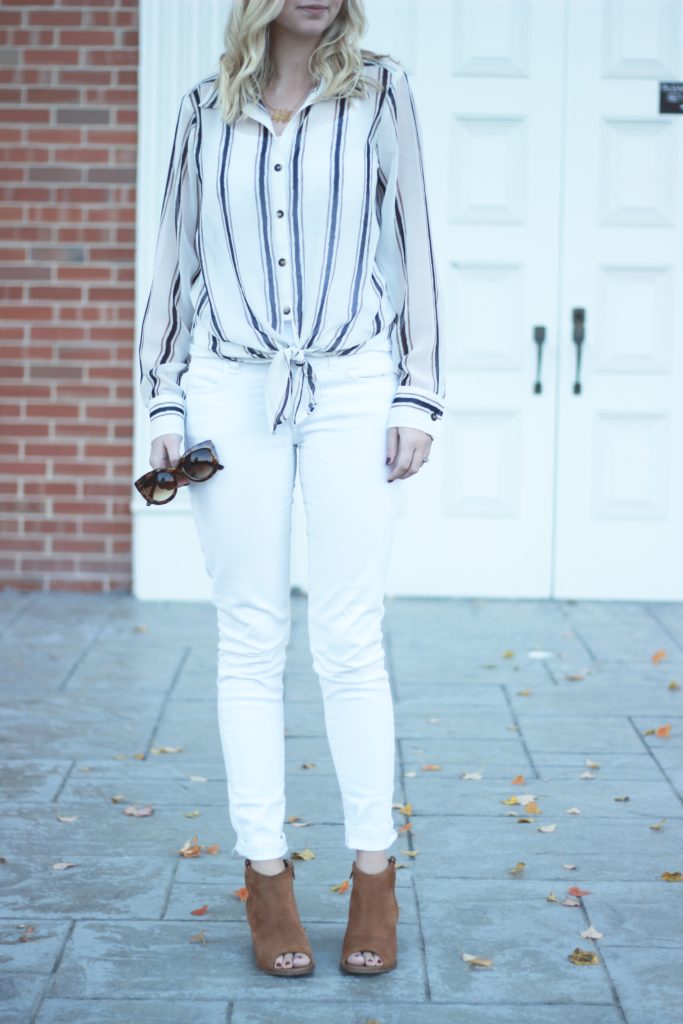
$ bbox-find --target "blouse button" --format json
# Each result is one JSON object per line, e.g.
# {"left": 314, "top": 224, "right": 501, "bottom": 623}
{"left": 276, "top": 209, "right": 284, "bottom": 218}
{"left": 278, "top": 257, "right": 286, "bottom": 266}
{"left": 283, "top": 306, "right": 291, "bottom": 315}
{"left": 430, "top": 412, "right": 438, "bottom": 420}
{"left": 274, "top": 163, "right": 282, "bottom": 171}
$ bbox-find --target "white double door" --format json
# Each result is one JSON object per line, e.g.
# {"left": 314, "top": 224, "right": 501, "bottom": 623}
{"left": 291, "top": 0, "right": 683, "bottom": 600}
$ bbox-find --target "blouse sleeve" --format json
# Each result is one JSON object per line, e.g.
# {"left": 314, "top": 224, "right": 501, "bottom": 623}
{"left": 375, "top": 66, "right": 446, "bottom": 439}
{"left": 138, "top": 90, "right": 200, "bottom": 443}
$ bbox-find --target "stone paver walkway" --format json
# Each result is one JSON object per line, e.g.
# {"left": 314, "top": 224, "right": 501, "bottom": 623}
{"left": 0, "top": 591, "right": 681, "bottom": 1024}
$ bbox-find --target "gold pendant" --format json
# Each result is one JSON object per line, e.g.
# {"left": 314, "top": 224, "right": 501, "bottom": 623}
{"left": 271, "top": 108, "right": 292, "bottom": 124}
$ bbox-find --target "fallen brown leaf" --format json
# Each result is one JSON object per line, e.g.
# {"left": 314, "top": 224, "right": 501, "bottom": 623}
{"left": 190, "top": 904, "right": 209, "bottom": 916}
{"left": 462, "top": 951, "right": 493, "bottom": 967}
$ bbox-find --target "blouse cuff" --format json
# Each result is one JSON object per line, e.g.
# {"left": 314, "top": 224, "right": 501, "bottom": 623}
{"left": 149, "top": 402, "right": 185, "bottom": 444}
{"left": 387, "top": 385, "right": 444, "bottom": 439}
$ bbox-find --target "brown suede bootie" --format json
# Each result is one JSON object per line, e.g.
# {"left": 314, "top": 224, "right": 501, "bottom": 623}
{"left": 339, "top": 854, "right": 400, "bottom": 974}
{"left": 243, "top": 858, "right": 315, "bottom": 977}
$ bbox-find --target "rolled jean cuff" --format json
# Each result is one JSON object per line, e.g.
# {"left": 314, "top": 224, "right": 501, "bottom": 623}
{"left": 345, "top": 825, "right": 399, "bottom": 852}
{"left": 231, "top": 835, "right": 288, "bottom": 860}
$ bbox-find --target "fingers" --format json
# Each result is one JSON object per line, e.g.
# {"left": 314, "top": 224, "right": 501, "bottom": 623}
{"left": 385, "top": 426, "right": 399, "bottom": 466}
{"left": 149, "top": 434, "right": 190, "bottom": 486}
{"left": 386, "top": 427, "right": 432, "bottom": 482}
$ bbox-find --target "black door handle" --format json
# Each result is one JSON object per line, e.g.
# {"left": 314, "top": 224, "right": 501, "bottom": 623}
{"left": 572, "top": 307, "right": 585, "bottom": 394}
{"left": 533, "top": 325, "right": 546, "bottom": 394}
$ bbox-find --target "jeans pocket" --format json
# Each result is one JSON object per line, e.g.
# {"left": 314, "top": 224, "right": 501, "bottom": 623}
{"left": 334, "top": 351, "right": 396, "bottom": 381}
{"left": 185, "top": 356, "right": 241, "bottom": 395}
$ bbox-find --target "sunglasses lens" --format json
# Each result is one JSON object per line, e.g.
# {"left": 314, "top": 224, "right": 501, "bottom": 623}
{"left": 147, "top": 470, "right": 177, "bottom": 504}
{"left": 182, "top": 448, "right": 216, "bottom": 481}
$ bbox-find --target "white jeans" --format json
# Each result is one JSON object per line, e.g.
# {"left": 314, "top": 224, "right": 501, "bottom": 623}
{"left": 183, "top": 323, "right": 401, "bottom": 860}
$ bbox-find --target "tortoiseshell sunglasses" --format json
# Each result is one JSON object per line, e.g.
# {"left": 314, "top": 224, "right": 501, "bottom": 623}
{"left": 134, "top": 439, "right": 224, "bottom": 506}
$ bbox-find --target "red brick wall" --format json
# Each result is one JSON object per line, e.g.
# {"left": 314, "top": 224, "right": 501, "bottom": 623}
{"left": 0, "top": 0, "right": 138, "bottom": 592}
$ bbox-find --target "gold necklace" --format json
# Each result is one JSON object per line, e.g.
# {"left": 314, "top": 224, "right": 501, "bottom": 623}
{"left": 262, "top": 81, "right": 315, "bottom": 124}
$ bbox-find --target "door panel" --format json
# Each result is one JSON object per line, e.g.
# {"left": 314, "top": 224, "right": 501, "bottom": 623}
{"left": 555, "top": 0, "right": 683, "bottom": 598}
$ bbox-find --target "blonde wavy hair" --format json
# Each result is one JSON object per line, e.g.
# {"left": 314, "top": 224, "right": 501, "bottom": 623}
{"left": 217, "top": 0, "right": 389, "bottom": 123}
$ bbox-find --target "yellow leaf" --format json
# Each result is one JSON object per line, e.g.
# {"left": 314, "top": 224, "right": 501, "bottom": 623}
{"left": 502, "top": 649, "right": 515, "bottom": 659}
{"left": 508, "top": 861, "right": 525, "bottom": 874}
{"left": 651, "top": 648, "right": 667, "bottom": 664}
{"left": 330, "top": 880, "right": 350, "bottom": 893}
{"left": 585, "top": 759, "right": 600, "bottom": 769}
{"left": 668, "top": 680, "right": 680, "bottom": 691}
{"left": 110, "top": 794, "right": 126, "bottom": 804}
{"left": 546, "top": 891, "right": 559, "bottom": 901}
{"left": 400, "top": 848, "right": 419, "bottom": 858}
{"left": 393, "top": 802, "right": 412, "bottom": 816}
{"left": 502, "top": 796, "right": 520, "bottom": 805}
{"left": 150, "top": 745, "right": 183, "bottom": 755}
{"left": 517, "top": 689, "right": 532, "bottom": 697}
{"left": 291, "top": 848, "right": 316, "bottom": 860}
{"left": 525, "top": 801, "right": 541, "bottom": 814}
{"left": 649, "top": 818, "right": 667, "bottom": 830}
{"left": 185, "top": 810, "right": 201, "bottom": 818}
{"left": 568, "top": 947, "right": 600, "bottom": 965}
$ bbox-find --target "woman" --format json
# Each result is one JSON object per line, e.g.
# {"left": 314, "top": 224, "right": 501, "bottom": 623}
{"left": 138, "top": 0, "right": 444, "bottom": 978}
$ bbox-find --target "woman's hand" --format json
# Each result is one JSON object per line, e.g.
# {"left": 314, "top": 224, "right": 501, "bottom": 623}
{"left": 386, "top": 426, "right": 433, "bottom": 481}
{"left": 150, "top": 434, "right": 190, "bottom": 488}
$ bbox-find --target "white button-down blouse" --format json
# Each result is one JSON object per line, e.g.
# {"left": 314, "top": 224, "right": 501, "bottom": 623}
{"left": 138, "top": 58, "right": 445, "bottom": 443}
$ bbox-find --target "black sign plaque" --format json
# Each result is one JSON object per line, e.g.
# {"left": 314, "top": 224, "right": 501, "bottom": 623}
{"left": 659, "top": 82, "right": 683, "bottom": 113}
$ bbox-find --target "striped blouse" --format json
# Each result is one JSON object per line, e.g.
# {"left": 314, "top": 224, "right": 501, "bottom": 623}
{"left": 138, "top": 58, "right": 445, "bottom": 443}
